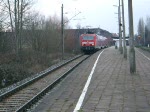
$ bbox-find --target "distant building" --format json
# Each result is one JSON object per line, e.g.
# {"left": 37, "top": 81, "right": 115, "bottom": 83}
{"left": 111, "top": 34, "right": 129, "bottom": 47}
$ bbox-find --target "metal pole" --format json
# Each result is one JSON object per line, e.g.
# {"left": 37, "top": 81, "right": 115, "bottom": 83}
{"left": 61, "top": 4, "right": 64, "bottom": 60}
{"left": 118, "top": 7, "right": 121, "bottom": 51}
{"left": 117, "top": 7, "right": 120, "bottom": 49}
{"left": 122, "top": 0, "right": 127, "bottom": 58}
{"left": 144, "top": 28, "right": 145, "bottom": 46}
{"left": 128, "top": 0, "right": 136, "bottom": 73}
{"left": 119, "top": 0, "right": 123, "bottom": 54}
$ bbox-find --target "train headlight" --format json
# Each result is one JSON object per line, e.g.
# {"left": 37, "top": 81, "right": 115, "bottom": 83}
{"left": 91, "top": 44, "right": 94, "bottom": 46}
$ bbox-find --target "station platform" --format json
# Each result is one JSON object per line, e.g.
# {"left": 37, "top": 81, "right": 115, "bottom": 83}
{"left": 32, "top": 47, "right": 150, "bottom": 112}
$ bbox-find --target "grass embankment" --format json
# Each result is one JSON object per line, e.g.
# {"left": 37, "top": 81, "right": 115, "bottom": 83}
{"left": 136, "top": 46, "right": 150, "bottom": 52}
{"left": 0, "top": 50, "right": 66, "bottom": 89}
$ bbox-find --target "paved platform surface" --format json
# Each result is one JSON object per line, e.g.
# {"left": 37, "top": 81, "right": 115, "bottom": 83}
{"left": 32, "top": 47, "right": 150, "bottom": 112}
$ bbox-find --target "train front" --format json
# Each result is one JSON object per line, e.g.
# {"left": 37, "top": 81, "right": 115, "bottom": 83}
{"left": 80, "top": 34, "right": 96, "bottom": 53}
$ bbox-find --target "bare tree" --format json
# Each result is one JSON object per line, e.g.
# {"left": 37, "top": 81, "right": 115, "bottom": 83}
{"left": 145, "top": 16, "right": 150, "bottom": 46}
{"left": 0, "top": 1, "right": 11, "bottom": 53}
{"left": 137, "top": 18, "right": 145, "bottom": 45}
{"left": 76, "top": 23, "right": 81, "bottom": 29}
{"left": 1, "top": 0, "right": 34, "bottom": 55}
{"left": 0, "top": 0, "right": 9, "bottom": 31}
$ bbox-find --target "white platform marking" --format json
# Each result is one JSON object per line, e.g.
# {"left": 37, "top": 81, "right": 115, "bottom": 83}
{"left": 73, "top": 50, "right": 104, "bottom": 112}
{"left": 136, "top": 49, "right": 150, "bottom": 61}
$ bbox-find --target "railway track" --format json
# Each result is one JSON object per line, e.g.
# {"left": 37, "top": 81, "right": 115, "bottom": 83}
{"left": 0, "top": 54, "right": 89, "bottom": 112}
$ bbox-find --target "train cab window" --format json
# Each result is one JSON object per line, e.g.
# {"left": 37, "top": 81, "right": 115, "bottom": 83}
{"left": 83, "top": 36, "right": 94, "bottom": 40}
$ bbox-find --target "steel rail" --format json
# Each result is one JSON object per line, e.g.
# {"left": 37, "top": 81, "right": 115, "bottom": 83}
{"left": 16, "top": 55, "right": 89, "bottom": 112}
{"left": 0, "top": 55, "right": 83, "bottom": 101}
{"left": 0, "top": 54, "right": 92, "bottom": 112}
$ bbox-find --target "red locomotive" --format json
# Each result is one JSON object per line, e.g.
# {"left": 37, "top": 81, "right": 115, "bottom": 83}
{"left": 80, "top": 33, "right": 109, "bottom": 53}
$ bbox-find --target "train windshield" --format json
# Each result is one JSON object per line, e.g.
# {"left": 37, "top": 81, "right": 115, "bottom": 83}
{"left": 82, "top": 36, "right": 94, "bottom": 40}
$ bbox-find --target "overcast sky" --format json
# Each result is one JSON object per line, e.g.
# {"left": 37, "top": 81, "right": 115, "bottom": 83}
{"left": 35, "top": 0, "right": 150, "bottom": 34}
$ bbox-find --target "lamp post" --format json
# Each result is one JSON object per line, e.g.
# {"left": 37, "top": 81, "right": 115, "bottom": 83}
{"left": 61, "top": 4, "right": 64, "bottom": 60}
{"left": 61, "top": 4, "right": 81, "bottom": 60}
{"left": 144, "top": 28, "right": 145, "bottom": 46}
{"left": 113, "top": 3, "right": 122, "bottom": 53}
{"left": 119, "top": 0, "right": 123, "bottom": 54}
{"left": 128, "top": 0, "right": 136, "bottom": 73}
{"left": 121, "top": 0, "right": 127, "bottom": 58}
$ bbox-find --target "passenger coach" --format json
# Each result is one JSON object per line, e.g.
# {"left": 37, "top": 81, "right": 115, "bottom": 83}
{"left": 80, "top": 33, "right": 108, "bottom": 53}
